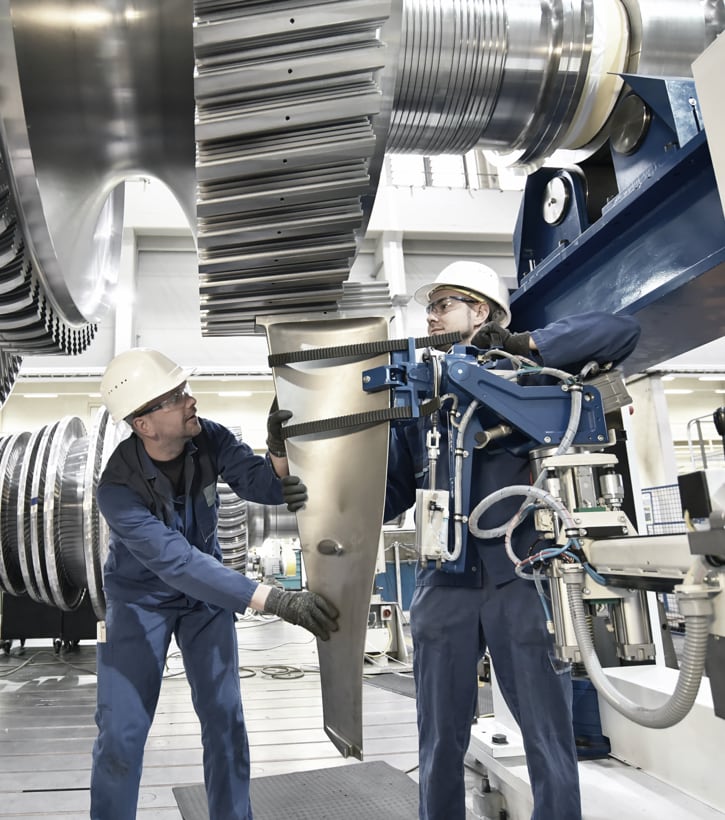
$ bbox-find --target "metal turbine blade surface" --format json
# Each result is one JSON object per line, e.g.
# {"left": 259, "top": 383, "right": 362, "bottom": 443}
{"left": 262, "top": 314, "right": 391, "bottom": 759}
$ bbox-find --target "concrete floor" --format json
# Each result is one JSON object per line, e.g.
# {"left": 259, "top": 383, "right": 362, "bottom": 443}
{"left": 0, "top": 611, "right": 482, "bottom": 819}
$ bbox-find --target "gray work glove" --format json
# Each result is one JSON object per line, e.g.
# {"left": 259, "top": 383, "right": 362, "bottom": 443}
{"left": 281, "top": 474, "right": 307, "bottom": 512}
{"left": 471, "top": 322, "right": 532, "bottom": 356}
{"left": 263, "top": 587, "right": 340, "bottom": 641}
{"left": 266, "top": 397, "right": 291, "bottom": 457}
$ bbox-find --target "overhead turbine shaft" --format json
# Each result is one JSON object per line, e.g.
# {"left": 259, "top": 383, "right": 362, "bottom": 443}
{"left": 0, "top": 0, "right": 719, "bottom": 385}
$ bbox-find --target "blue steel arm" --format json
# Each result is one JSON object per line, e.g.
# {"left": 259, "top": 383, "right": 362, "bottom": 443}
{"left": 364, "top": 346, "right": 607, "bottom": 445}
{"left": 365, "top": 344, "right": 608, "bottom": 573}
{"left": 510, "top": 78, "right": 725, "bottom": 375}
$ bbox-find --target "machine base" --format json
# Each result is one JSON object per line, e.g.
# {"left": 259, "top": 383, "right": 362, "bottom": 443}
{"left": 468, "top": 720, "right": 725, "bottom": 820}
{"left": 468, "top": 663, "right": 725, "bottom": 820}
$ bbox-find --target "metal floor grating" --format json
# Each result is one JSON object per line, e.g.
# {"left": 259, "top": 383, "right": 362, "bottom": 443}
{"left": 174, "top": 760, "right": 418, "bottom": 820}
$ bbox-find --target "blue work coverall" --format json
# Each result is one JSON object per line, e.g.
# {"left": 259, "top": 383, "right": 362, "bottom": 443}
{"left": 385, "top": 312, "right": 641, "bottom": 820}
{"left": 91, "top": 418, "right": 284, "bottom": 820}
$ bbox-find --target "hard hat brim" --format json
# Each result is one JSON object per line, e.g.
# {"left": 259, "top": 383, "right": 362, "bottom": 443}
{"left": 414, "top": 281, "right": 486, "bottom": 306}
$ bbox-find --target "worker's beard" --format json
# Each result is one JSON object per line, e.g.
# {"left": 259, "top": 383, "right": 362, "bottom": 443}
{"left": 431, "top": 332, "right": 471, "bottom": 352}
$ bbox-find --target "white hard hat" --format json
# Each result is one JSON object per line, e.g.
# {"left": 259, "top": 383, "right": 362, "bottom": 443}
{"left": 101, "top": 348, "right": 193, "bottom": 423}
{"left": 414, "top": 261, "right": 511, "bottom": 327}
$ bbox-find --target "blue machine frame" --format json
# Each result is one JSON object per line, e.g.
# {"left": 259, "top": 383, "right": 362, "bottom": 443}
{"left": 363, "top": 344, "right": 607, "bottom": 572}
{"left": 510, "top": 76, "right": 725, "bottom": 375}
{"left": 364, "top": 344, "right": 607, "bottom": 445}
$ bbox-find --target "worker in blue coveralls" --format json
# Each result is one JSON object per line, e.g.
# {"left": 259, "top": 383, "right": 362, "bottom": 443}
{"left": 91, "top": 347, "right": 339, "bottom": 820}
{"left": 385, "top": 261, "right": 641, "bottom": 820}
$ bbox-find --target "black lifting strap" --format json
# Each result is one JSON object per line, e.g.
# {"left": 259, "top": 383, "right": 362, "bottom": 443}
{"left": 267, "top": 331, "right": 461, "bottom": 367}
{"left": 281, "top": 399, "right": 442, "bottom": 441}
{"left": 269, "top": 332, "right": 459, "bottom": 441}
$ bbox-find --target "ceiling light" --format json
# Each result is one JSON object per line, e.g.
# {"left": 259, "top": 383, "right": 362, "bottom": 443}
{"left": 21, "top": 392, "right": 60, "bottom": 398}
{"left": 663, "top": 389, "right": 693, "bottom": 395}
{"left": 218, "top": 390, "right": 253, "bottom": 398}
{"left": 660, "top": 375, "right": 677, "bottom": 381}
{"left": 697, "top": 375, "right": 725, "bottom": 381}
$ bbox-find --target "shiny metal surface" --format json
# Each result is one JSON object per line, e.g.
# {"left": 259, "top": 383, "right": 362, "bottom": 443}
{"left": 28, "top": 421, "right": 60, "bottom": 607}
{"left": 246, "top": 501, "right": 299, "bottom": 548}
{"left": 623, "top": 0, "right": 725, "bottom": 78}
{"left": 609, "top": 93, "right": 652, "bottom": 156}
{"left": 82, "top": 407, "right": 127, "bottom": 618}
{"left": 0, "top": 434, "right": 20, "bottom": 593}
{"left": 218, "top": 482, "right": 249, "bottom": 573}
{"left": 193, "top": 0, "right": 400, "bottom": 335}
{"left": 0, "top": 431, "right": 28, "bottom": 595}
{"left": 44, "top": 416, "right": 87, "bottom": 610}
{"left": 262, "top": 314, "right": 391, "bottom": 759}
{"left": 0, "top": 0, "right": 195, "bottom": 379}
{"left": 1, "top": 0, "right": 195, "bottom": 317}
{"left": 0, "top": 0, "right": 721, "bottom": 365}
{"left": 15, "top": 425, "right": 51, "bottom": 603}
{"left": 0, "top": 414, "right": 106, "bottom": 609}
{"left": 218, "top": 427, "right": 298, "bottom": 573}
{"left": 62, "top": 437, "right": 92, "bottom": 585}
{"left": 0, "top": 352, "right": 21, "bottom": 405}
{"left": 389, "top": 0, "right": 722, "bottom": 167}
{"left": 390, "top": 0, "right": 593, "bottom": 165}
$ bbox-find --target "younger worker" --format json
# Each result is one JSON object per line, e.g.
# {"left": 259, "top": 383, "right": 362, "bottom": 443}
{"left": 91, "top": 347, "right": 338, "bottom": 820}
{"left": 386, "top": 262, "right": 641, "bottom": 820}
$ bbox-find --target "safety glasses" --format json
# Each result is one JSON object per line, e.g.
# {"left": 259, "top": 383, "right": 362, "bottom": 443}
{"left": 425, "top": 295, "right": 478, "bottom": 316}
{"left": 134, "top": 383, "right": 191, "bottom": 417}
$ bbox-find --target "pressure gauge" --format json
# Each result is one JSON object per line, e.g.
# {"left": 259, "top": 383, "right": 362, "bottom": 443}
{"left": 542, "top": 176, "right": 571, "bottom": 225}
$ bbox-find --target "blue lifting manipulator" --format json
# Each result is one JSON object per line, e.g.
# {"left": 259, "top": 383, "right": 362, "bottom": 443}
{"left": 270, "top": 331, "right": 608, "bottom": 575}
{"left": 361, "top": 333, "right": 609, "bottom": 574}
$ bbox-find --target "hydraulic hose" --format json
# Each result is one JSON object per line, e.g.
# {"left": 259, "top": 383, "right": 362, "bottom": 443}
{"left": 446, "top": 398, "right": 480, "bottom": 562}
{"left": 535, "top": 385, "right": 583, "bottom": 486}
{"left": 469, "top": 483, "right": 576, "bottom": 546}
{"left": 467, "top": 375, "right": 583, "bottom": 541}
{"left": 563, "top": 564, "right": 714, "bottom": 729}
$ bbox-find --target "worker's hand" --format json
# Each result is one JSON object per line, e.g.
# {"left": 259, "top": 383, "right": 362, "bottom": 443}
{"left": 263, "top": 587, "right": 340, "bottom": 640}
{"left": 472, "top": 322, "right": 532, "bottom": 356}
{"left": 266, "top": 396, "right": 291, "bottom": 457}
{"left": 281, "top": 474, "right": 307, "bottom": 512}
